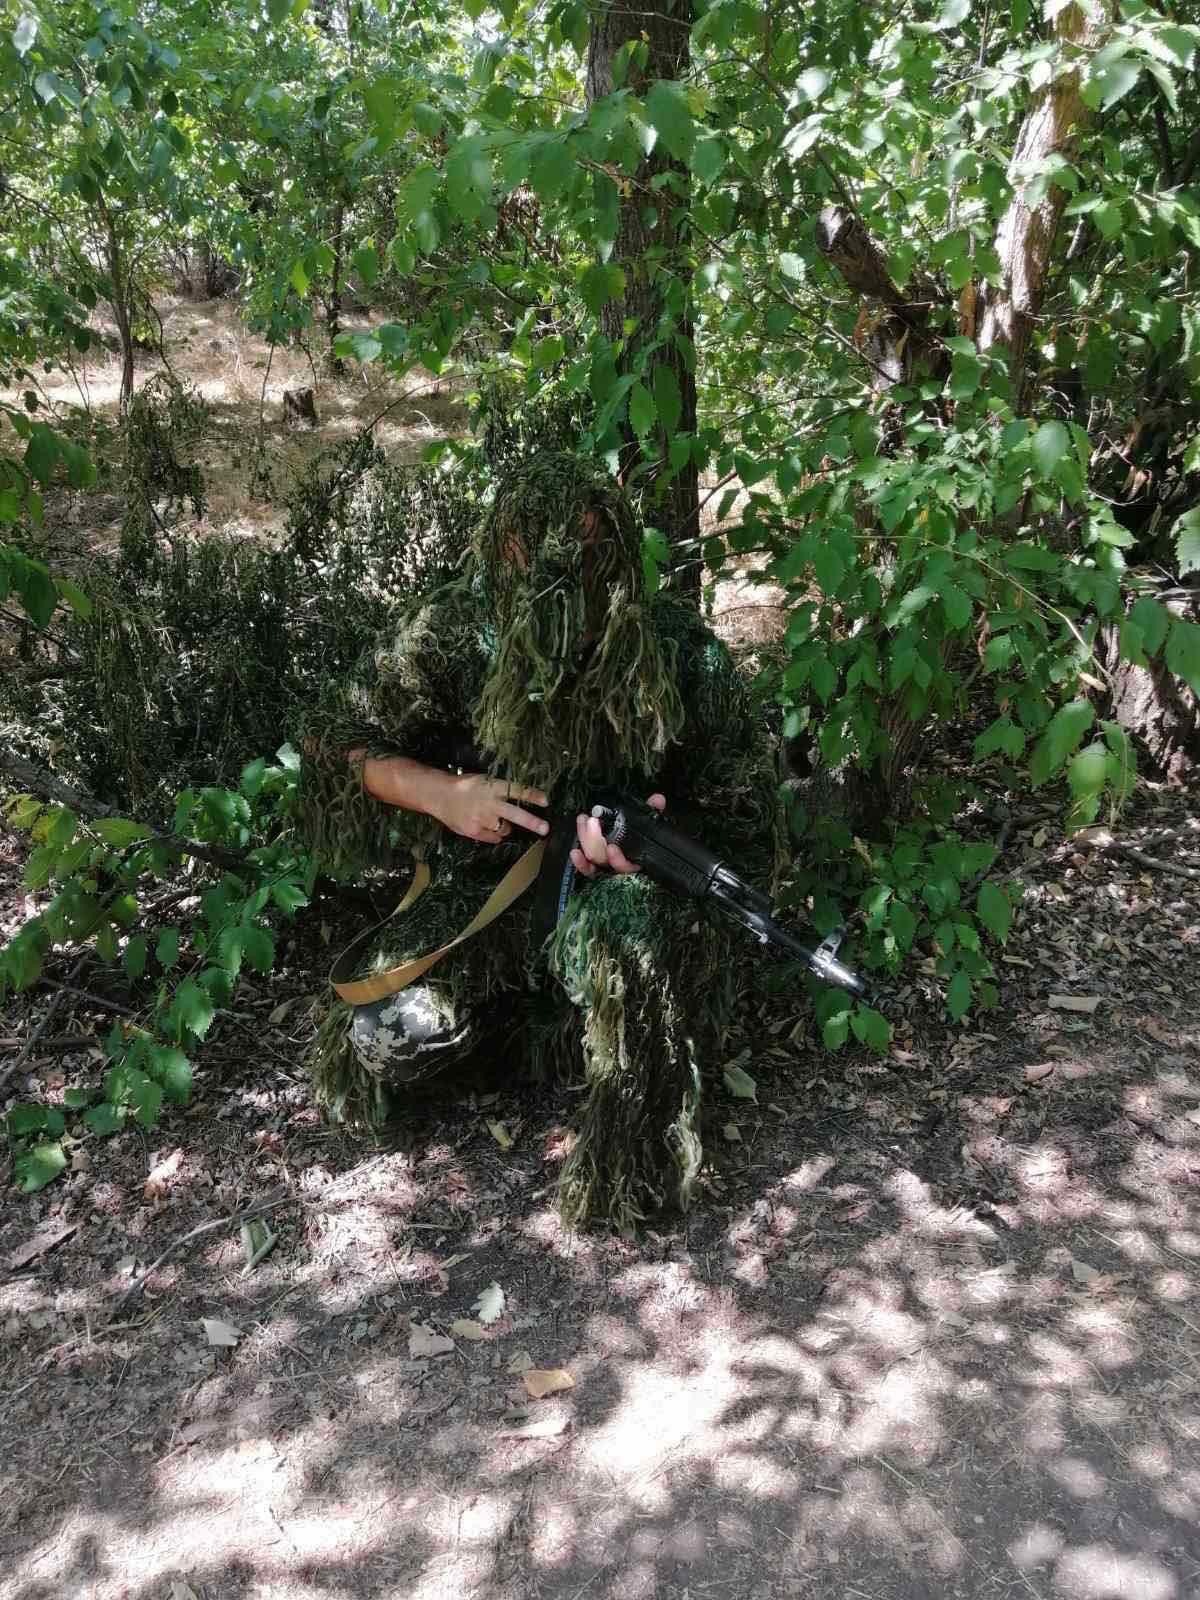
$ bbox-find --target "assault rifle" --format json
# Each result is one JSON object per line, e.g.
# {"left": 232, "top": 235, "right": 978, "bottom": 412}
{"left": 536, "top": 790, "right": 868, "bottom": 999}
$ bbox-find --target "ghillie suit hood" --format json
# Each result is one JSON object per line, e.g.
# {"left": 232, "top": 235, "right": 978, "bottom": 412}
{"left": 470, "top": 454, "right": 684, "bottom": 792}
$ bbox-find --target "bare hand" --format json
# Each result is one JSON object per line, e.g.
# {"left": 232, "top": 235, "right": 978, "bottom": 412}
{"left": 438, "top": 774, "right": 550, "bottom": 845}
{"left": 571, "top": 793, "right": 666, "bottom": 879}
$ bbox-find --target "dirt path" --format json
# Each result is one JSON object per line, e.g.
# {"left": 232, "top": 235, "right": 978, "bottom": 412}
{"left": 3, "top": 793, "right": 1199, "bottom": 1600}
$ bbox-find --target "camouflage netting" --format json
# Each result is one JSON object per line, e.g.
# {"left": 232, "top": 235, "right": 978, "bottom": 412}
{"left": 298, "top": 449, "right": 785, "bottom": 1229}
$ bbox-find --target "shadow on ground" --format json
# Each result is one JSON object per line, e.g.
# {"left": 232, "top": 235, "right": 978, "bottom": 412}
{"left": 3, "top": 997, "right": 1198, "bottom": 1600}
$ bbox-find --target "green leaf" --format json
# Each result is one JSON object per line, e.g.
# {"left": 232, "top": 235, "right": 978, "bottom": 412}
{"left": 974, "top": 717, "right": 1025, "bottom": 760}
{"left": 1030, "top": 698, "right": 1095, "bottom": 786}
{"left": 84, "top": 1102, "right": 124, "bottom": 1135}
{"left": 889, "top": 899, "right": 917, "bottom": 952}
{"left": 942, "top": 583, "right": 972, "bottom": 629}
{"left": 13, "top": 15, "right": 37, "bottom": 56}
{"left": 723, "top": 1063, "right": 758, "bottom": 1101}
{"left": 132, "top": 1078, "right": 163, "bottom": 1128}
{"left": 15, "top": 557, "right": 57, "bottom": 627}
{"left": 156, "top": 926, "right": 180, "bottom": 968}
{"left": 1165, "top": 617, "right": 1200, "bottom": 694}
{"left": 351, "top": 244, "right": 379, "bottom": 287}
{"left": 241, "top": 923, "right": 275, "bottom": 973}
{"left": 935, "top": 0, "right": 970, "bottom": 27}
{"left": 55, "top": 578, "right": 92, "bottom": 618}
{"left": 171, "top": 976, "right": 215, "bottom": 1041}
{"left": 153, "top": 1046, "right": 193, "bottom": 1104}
{"left": 1005, "top": 542, "right": 1060, "bottom": 572}
{"left": 850, "top": 1006, "right": 891, "bottom": 1051}
{"left": 822, "top": 1010, "right": 850, "bottom": 1049}
{"left": 976, "top": 882, "right": 1013, "bottom": 944}
{"left": 7, "top": 1102, "right": 52, "bottom": 1137}
{"left": 270, "top": 882, "right": 308, "bottom": 914}
{"left": 446, "top": 138, "right": 492, "bottom": 222}
{"left": 24, "top": 843, "right": 59, "bottom": 889}
{"left": 93, "top": 817, "right": 151, "bottom": 848}
{"left": 290, "top": 259, "right": 309, "bottom": 298}
{"left": 1087, "top": 57, "right": 1140, "bottom": 110}
{"left": 629, "top": 381, "right": 656, "bottom": 436}
{"left": 1130, "top": 596, "right": 1169, "bottom": 656}
{"left": 63, "top": 1087, "right": 90, "bottom": 1109}
{"left": 691, "top": 135, "right": 725, "bottom": 185}
{"left": 123, "top": 935, "right": 147, "bottom": 981}
{"left": 529, "top": 137, "right": 573, "bottom": 201}
{"left": 652, "top": 363, "right": 682, "bottom": 439}
{"left": 645, "top": 79, "right": 694, "bottom": 161}
{"left": 946, "top": 969, "right": 972, "bottom": 1021}
{"left": 1174, "top": 508, "right": 1200, "bottom": 578}
{"left": 1030, "top": 419, "right": 1071, "bottom": 480}
{"left": 579, "top": 261, "right": 624, "bottom": 315}
{"left": 15, "top": 1142, "right": 67, "bottom": 1192}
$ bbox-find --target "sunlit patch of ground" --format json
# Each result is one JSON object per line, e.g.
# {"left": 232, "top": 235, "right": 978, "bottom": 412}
{"left": 3, "top": 792, "right": 1199, "bottom": 1600}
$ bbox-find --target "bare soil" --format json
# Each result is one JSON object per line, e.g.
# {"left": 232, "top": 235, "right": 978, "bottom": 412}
{"left": 3, "top": 785, "right": 1200, "bottom": 1600}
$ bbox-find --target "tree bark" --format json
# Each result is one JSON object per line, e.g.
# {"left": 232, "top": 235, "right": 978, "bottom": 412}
{"left": 586, "top": 0, "right": 699, "bottom": 584}
{"left": 99, "top": 196, "right": 136, "bottom": 409}
{"left": 326, "top": 197, "right": 346, "bottom": 375}
{"left": 977, "top": 2, "right": 1110, "bottom": 401}
{"left": 1099, "top": 588, "right": 1200, "bottom": 784}
{"left": 814, "top": 205, "right": 941, "bottom": 394}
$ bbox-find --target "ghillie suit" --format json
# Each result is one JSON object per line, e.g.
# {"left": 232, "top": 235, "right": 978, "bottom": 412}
{"left": 299, "top": 452, "right": 785, "bottom": 1229}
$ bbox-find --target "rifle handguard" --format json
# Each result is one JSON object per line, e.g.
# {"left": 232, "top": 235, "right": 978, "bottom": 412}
{"left": 590, "top": 795, "right": 869, "bottom": 999}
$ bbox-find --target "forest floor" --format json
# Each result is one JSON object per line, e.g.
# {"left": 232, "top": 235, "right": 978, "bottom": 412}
{"left": 3, "top": 305, "right": 1200, "bottom": 1600}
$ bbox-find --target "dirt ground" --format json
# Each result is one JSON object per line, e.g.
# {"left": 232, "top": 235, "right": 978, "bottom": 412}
{"left": 3, "top": 305, "right": 1200, "bottom": 1599}
{"left": 3, "top": 782, "right": 1200, "bottom": 1600}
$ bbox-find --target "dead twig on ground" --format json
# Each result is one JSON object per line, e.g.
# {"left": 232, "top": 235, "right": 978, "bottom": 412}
{"left": 1074, "top": 826, "right": 1200, "bottom": 881}
{"left": 110, "top": 1191, "right": 295, "bottom": 1312}
{"left": 0, "top": 955, "right": 89, "bottom": 1097}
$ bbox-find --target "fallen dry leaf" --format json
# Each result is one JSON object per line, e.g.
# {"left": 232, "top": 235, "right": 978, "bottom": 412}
{"left": 169, "top": 1583, "right": 201, "bottom": 1600}
{"left": 1138, "top": 1015, "right": 1177, "bottom": 1045}
{"left": 1070, "top": 1257, "right": 1101, "bottom": 1285}
{"left": 723, "top": 1064, "right": 758, "bottom": 1102}
{"left": 1049, "top": 994, "right": 1101, "bottom": 1014}
{"left": 506, "top": 1348, "right": 534, "bottom": 1375}
{"left": 201, "top": 1318, "right": 242, "bottom": 1348}
{"left": 1024, "top": 1062, "right": 1055, "bottom": 1084}
{"left": 409, "top": 1323, "right": 455, "bottom": 1358}
{"left": 450, "top": 1318, "right": 487, "bottom": 1341}
{"left": 473, "top": 1281, "right": 506, "bottom": 1325}
{"left": 144, "top": 1147, "right": 184, "bottom": 1199}
{"left": 523, "top": 1367, "right": 574, "bottom": 1399}
{"left": 502, "top": 1411, "right": 571, "bottom": 1440}
{"left": 487, "top": 1120, "right": 513, "bottom": 1151}
{"left": 723, "top": 1123, "right": 742, "bottom": 1143}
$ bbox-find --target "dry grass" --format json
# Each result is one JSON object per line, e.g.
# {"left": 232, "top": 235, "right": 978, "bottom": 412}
{"left": 2, "top": 296, "right": 470, "bottom": 551}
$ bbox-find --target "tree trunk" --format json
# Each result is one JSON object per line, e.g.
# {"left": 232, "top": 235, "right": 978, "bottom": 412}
{"left": 99, "top": 197, "right": 136, "bottom": 409}
{"left": 326, "top": 197, "right": 346, "bottom": 375}
{"left": 586, "top": 0, "right": 699, "bottom": 585}
{"left": 815, "top": 205, "right": 942, "bottom": 394}
{"left": 977, "top": 2, "right": 1110, "bottom": 402}
{"left": 1099, "top": 588, "right": 1200, "bottom": 784}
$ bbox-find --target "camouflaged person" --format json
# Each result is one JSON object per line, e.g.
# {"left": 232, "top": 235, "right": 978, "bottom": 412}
{"left": 297, "top": 452, "right": 784, "bottom": 1229}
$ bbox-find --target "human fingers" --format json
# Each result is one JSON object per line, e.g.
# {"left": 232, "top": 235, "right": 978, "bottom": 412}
{"left": 577, "top": 813, "right": 609, "bottom": 867}
{"left": 497, "top": 780, "right": 549, "bottom": 809}
{"left": 646, "top": 793, "right": 666, "bottom": 812}
{"left": 497, "top": 801, "right": 550, "bottom": 836}
{"left": 606, "top": 843, "right": 641, "bottom": 875}
{"left": 570, "top": 845, "right": 597, "bottom": 879}
{"left": 473, "top": 818, "right": 511, "bottom": 843}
